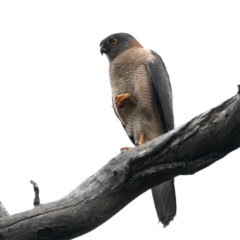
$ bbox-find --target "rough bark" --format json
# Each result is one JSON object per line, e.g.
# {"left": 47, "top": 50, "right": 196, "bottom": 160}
{"left": 0, "top": 91, "right": 240, "bottom": 240}
{"left": 0, "top": 203, "right": 9, "bottom": 219}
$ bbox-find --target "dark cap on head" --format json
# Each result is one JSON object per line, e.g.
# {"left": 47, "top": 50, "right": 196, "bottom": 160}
{"left": 100, "top": 33, "right": 143, "bottom": 61}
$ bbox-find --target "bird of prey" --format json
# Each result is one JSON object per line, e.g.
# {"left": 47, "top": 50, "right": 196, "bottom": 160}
{"left": 100, "top": 33, "right": 176, "bottom": 226}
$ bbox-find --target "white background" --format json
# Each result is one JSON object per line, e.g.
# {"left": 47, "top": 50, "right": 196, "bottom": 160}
{"left": 0, "top": 1, "right": 240, "bottom": 239}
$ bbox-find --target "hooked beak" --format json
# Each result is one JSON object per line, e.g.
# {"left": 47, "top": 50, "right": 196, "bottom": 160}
{"left": 100, "top": 45, "right": 108, "bottom": 55}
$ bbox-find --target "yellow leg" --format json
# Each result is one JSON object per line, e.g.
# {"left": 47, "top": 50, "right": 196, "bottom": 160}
{"left": 115, "top": 93, "right": 136, "bottom": 109}
{"left": 138, "top": 133, "right": 146, "bottom": 146}
{"left": 120, "top": 133, "right": 145, "bottom": 152}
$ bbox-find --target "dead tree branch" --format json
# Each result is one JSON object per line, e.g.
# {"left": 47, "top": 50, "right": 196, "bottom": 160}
{"left": 30, "top": 180, "right": 40, "bottom": 207}
{"left": 0, "top": 90, "right": 240, "bottom": 240}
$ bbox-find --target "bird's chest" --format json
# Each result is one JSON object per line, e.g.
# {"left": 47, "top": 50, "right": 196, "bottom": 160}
{"left": 109, "top": 59, "right": 155, "bottom": 125}
{"left": 106, "top": 48, "right": 164, "bottom": 144}
{"left": 108, "top": 49, "right": 159, "bottom": 137}
{"left": 109, "top": 66, "right": 138, "bottom": 127}
{"left": 109, "top": 65, "right": 136, "bottom": 97}
{"left": 109, "top": 48, "right": 152, "bottom": 96}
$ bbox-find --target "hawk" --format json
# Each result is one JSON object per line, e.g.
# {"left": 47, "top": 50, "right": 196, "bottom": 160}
{"left": 100, "top": 33, "right": 176, "bottom": 226}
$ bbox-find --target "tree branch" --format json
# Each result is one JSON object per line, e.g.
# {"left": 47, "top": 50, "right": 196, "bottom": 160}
{"left": 0, "top": 91, "right": 240, "bottom": 240}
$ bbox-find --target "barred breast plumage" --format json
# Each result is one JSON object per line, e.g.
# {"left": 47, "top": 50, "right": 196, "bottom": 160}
{"left": 109, "top": 48, "right": 163, "bottom": 144}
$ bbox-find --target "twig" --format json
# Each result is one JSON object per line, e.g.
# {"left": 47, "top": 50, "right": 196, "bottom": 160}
{"left": 30, "top": 180, "right": 40, "bottom": 207}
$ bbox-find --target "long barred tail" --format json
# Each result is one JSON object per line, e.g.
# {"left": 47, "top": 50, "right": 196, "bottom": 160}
{"left": 151, "top": 178, "right": 176, "bottom": 227}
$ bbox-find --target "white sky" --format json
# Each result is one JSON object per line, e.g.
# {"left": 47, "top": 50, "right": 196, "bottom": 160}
{"left": 0, "top": 1, "right": 240, "bottom": 239}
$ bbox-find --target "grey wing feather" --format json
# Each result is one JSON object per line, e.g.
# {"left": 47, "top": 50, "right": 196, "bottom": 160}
{"left": 147, "top": 50, "right": 176, "bottom": 226}
{"left": 147, "top": 50, "right": 174, "bottom": 132}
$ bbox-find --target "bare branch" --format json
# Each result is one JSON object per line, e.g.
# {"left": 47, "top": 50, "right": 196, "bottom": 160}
{"left": 0, "top": 90, "right": 240, "bottom": 239}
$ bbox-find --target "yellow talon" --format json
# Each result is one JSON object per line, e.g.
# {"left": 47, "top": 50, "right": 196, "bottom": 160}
{"left": 115, "top": 93, "right": 136, "bottom": 109}
{"left": 120, "top": 146, "right": 131, "bottom": 152}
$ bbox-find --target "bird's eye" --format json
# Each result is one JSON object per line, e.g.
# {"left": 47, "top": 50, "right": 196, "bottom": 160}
{"left": 110, "top": 38, "right": 118, "bottom": 45}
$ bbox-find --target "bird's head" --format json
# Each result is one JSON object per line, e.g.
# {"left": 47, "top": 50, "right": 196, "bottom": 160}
{"left": 100, "top": 33, "right": 143, "bottom": 62}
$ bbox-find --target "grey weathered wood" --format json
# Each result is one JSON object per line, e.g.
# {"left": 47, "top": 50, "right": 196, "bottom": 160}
{"left": 0, "top": 92, "right": 240, "bottom": 240}
{"left": 0, "top": 202, "right": 9, "bottom": 219}
{"left": 30, "top": 180, "right": 41, "bottom": 207}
